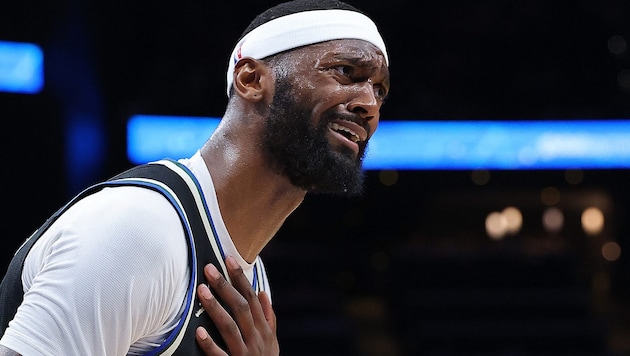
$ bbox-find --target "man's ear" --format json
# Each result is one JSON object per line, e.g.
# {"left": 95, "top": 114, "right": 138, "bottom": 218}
{"left": 232, "top": 58, "right": 273, "bottom": 102}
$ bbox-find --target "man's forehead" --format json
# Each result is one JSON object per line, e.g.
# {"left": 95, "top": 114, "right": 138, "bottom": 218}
{"left": 307, "top": 39, "right": 387, "bottom": 61}
{"left": 303, "top": 39, "right": 389, "bottom": 75}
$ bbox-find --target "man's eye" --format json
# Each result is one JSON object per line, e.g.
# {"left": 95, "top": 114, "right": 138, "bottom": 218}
{"left": 331, "top": 65, "right": 352, "bottom": 76}
{"left": 375, "top": 86, "right": 388, "bottom": 101}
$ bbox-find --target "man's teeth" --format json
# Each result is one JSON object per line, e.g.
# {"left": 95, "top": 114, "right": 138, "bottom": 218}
{"left": 329, "top": 122, "right": 360, "bottom": 143}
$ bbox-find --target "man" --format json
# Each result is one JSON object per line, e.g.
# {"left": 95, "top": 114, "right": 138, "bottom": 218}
{"left": 0, "top": 0, "right": 390, "bottom": 354}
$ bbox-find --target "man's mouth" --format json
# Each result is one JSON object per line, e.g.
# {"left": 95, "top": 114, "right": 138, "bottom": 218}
{"left": 329, "top": 122, "right": 360, "bottom": 142}
{"left": 327, "top": 120, "right": 367, "bottom": 143}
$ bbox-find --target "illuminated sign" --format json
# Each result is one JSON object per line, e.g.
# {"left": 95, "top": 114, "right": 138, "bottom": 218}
{"left": 127, "top": 115, "right": 630, "bottom": 170}
{"left": 0, "top": 40, "right": 43, "bottom": 94}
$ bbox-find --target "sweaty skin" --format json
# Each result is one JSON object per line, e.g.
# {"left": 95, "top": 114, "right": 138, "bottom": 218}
{"left": 204, "top": 39, "right": 389, "bottom": 263}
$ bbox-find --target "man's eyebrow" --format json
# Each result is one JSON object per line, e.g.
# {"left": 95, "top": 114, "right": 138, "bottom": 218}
{"left": 331, "top": 54, "right": 382, "bottom": 68}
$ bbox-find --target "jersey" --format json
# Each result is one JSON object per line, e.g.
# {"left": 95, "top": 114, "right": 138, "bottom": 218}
{"left": 0, "top": 151, "right": 270, "bottom": 355}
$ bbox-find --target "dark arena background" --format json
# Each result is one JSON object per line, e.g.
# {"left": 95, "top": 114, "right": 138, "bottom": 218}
{"left": 2, "top": 1, "right": 630, "bottom": 355}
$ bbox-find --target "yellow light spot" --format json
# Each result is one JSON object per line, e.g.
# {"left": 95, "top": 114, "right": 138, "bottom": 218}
{"left": 502, "top": 206, "right": 523, "bottom": 235}
{"left": 582, "top": 207, "right": 604, "bottom": 236}
{"left": 486, "top": 211, "right": 508, "bottom": 240}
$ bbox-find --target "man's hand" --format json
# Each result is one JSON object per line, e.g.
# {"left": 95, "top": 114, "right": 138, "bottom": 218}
{"left": 195, "top": 256, "right": 279, "bottom": 356}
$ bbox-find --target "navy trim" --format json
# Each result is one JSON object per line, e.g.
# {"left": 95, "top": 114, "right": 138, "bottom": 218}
{"left": 165, "top": 159, "right": 227, "bottom": 260}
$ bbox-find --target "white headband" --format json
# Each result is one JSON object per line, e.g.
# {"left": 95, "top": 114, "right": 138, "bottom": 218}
{"left": 226, "top": 9, "right": 389, "bottom": 97}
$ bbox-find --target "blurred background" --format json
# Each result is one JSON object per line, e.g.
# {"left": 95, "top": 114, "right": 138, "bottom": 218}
{"left": 2, "top": 0, "right": 630, "bottom": 354}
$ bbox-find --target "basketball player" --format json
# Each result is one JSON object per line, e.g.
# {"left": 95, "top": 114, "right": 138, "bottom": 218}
{"left": 0, "top": 0, "right": 390, "bottom": 354}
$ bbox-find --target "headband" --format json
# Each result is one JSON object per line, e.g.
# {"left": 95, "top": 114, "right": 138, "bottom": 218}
{"left": 226, "top": 9, "right": 389, "bottom": 96}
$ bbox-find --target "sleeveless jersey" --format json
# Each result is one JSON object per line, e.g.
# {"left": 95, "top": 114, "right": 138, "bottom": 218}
{"left": 0, "top": 159, "right": 263, "bottom": 355}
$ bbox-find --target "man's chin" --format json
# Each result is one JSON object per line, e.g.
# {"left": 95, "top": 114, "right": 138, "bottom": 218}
{"left": 309, "top": 183, "right": 365, "bottom": 196}
{"left": 309, "top": 164, "right": 365, "bottom": 196}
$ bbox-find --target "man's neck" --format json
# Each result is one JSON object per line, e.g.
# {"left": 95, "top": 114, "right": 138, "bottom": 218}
{"left": 200, "top": 139, "right": 305, "bottom": 263}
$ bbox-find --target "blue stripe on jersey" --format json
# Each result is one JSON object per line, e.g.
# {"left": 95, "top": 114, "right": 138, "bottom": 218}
{"left": 165, "top": 159, "right": 227, "bottom": 261}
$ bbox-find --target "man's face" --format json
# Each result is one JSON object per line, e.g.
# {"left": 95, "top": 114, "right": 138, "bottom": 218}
{"left": 262, "top": 39, "right": 390, "bottom": 195}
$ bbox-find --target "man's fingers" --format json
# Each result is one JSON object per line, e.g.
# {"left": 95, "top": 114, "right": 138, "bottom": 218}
{"left": 257, "top": 290, "right": 280, "bottom": 354}
{"left": 221, "top": 256, "right": 269, "bottom": 345}
{"left": 199, "top": 260, "right": 279, "bottom": 355}
{"left": 202, "top": 263, "right": 252, "bottom": 353}
{"left": 224, "top": 256, "right": 266, "bottom": 321}
{"left": 203, "top": 262, "right": 254, "bottom": 321}
{"left": 258, "top": 291, "right": 276, "bottom": 331}
{"left": 223, "top": 257, "right": 277, "bottom": 352}
{"left": 197, "top": 283, "right": 242, "bottom": 338}
{"left": 195, "top": 326, "right": 228, "bottom": 356}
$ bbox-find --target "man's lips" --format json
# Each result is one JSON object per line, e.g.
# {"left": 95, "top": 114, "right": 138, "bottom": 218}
{"left": 326, "top": 119, "right": 368, "bottom": 156}
{"left": 327, "top": 119, "right": 368, "bottom": 143}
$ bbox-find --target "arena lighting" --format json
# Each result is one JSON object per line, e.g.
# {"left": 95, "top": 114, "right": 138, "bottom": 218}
{"left": 127, "top": 115, "right": 630, "bottom": 170}
{"left": 0, "top": 40, "right": 43, "bottom": 94}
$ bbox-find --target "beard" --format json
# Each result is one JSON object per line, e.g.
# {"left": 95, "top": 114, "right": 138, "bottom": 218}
{"left": 262, "top": 78, "right": 368, "bottom": 196}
